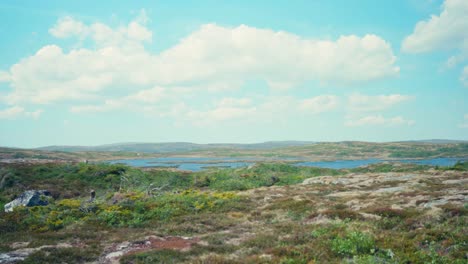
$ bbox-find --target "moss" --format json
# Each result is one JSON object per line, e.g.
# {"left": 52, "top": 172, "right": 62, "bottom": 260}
{"left": 309, "top": 209, "right": 364, "bottom": 221}
{"left": 56, "top": 199, "right": 82, "bottom": 208}
{"left": 21, "top": 247, "right": 100, "bottom": 264}
{"left": 244, "top": 233, "right": 279, "bottom": 252}
{"left": 364, "top": 207, "right": 421, "bottom": 230}
{"left": 120, "top": 249, "right": 189, "bottom": 264}
{"left": 330, "top": 231, "right": 376, "bottom": 257}
{"left": 440, "top": 203, "right": 468, "bottom": 217}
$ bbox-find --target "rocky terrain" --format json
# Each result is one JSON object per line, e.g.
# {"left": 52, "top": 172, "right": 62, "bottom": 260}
{"left": 0, "top": 160, "right": 466, "bottom": 263}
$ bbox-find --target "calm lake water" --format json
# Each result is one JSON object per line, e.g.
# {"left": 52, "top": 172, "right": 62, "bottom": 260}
{"left": 109, "top": 157, "right": 258, "bottom": 171}
{"left": 294, "top": 157, "right": 467, "bottom": 169}
{"left": 109, "top": 157, "right": 468, "bottom": 172}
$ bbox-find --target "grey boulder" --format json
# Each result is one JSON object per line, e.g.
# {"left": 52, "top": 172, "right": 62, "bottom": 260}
{"left": 4, "top": 190, "right": 52, "bottom": 212}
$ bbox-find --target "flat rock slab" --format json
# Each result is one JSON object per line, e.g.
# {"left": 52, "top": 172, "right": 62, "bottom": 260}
{"left": 0, "top": 243, "right": 72, "bottom": 264}
{"left": 102, "top": 236, "right": 200, "bottom": 264}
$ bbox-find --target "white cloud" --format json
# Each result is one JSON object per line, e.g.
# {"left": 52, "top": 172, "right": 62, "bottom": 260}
{"left": 0, "top": 106, "right": 24, "bottom": 119}
{"left": 0, "top": 106, "right": 42, "bottom": 119}
{"left": 402, "top": 0, "right": 468, "bottom": 53}
{"left": 345, "top": 94, "right": 414, "bottom": 127}
{"left": 49, "top": 16, "right": 88, "bottom": 39}
{"left": 459, "top": 113, "right": 468, "bottom": 128}
{"left": 461, "top": 66, "right": 468, "bottom": 87}
{"left": 299, "top": 95, "right": 338, "bottom": 114}
{"left": 70, "top": 86, "right": 165, "bottom": 113}
{"left": 71, "top": 92, "right": 340, "bottom": 127}
{"left": 134, "top": 9, "right": 150, "bottom": 25}
{"left": 70, "top": 91, "right": 415, "bottom": 128}
{"left": 0, "top": 17, "right": 399, "bottom": 105}
{"left": 70, "top": 99, "right": 122, "bottom": 113}
{"left": 348, "top": 94, "right": 413, "bottom": 112}
{"left": 124, "top": 86, "right": 165, "bottom": 103}
{"left": 25, "top": 109, "right": 43, "bottom": 119}
{"left": 186, "top": 95, "right": 339, "bottom": 125}
{"left": 446, "top": 53, "right": 468, "bottom": 69}
{"left": 5, "top": 45, "right": 116, "bottom": 104}
{"left": 345, "top": 115, "right": 415, "bottom": 127}
{"left": 49, "top": 10, "right": 152, "bottom": 47}
{"left": 156, "top": 24, "right": 399, "bottom": 86}
{"left": 217, "top": 97, "right": 252, "bottom": 108}
{"left": 402, "top": 0, "right": 468, "bottom": 85}
{"left": 187, "top": 105, "right": 257, "bottom": 124}
{"left": 0, "top": 71, "right": 10, "bottom": 82}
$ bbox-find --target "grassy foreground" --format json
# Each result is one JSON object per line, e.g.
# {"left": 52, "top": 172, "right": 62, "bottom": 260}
{"left": 0, "top": 161, "right": 467, "bottom": 263}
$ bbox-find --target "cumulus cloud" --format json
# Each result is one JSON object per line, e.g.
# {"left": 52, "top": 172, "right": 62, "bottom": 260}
{"left": 0, "top": 15, "right": 399, "bottom": 105}
{"left": 299, "top": 95, "right": 338, "bottom": 114}
{"left": 0, "top": 12, "right": 403, "bottom": 128}
{"left": 156, "top": 24, "right": 399, "bottom": 87}
{"left": 71, "top": 92, "right": 339, "bottom": 126}
{"left": 70, "top": 100, "right": 122, "bottom": 113}
{"left": 461, "top": 66, "right": 468, "bottom": 87}
{"left": 0, "top": 106, "right": 42, "bottom": 119}
{"left": 402, "top": 0, "right": 468, "bottom": 85}
{"left": 189, "top": 95, "right": 339, "bottom": 125}
{"left": 70, "top": 86, "right": 165, "bottom": 113}
{"left": 24, "top": 109, "right": 43, "bottom": 119}
{"left": 0, "top": 106, "right": 24, "bottom": 119}
{"left": 49, "top": 10, "right": 152, "bottom": 47}
{"left": 0, "top": 71, "right": 11, "bottom": 82}
{"left": 217, "top": 98, "right": 252, "bottom": 108}
{"left": 345, "top": 115, "right": 415, "bottom": 127}
{"left": 187, "top": 105, "right": 257, "bottom": 124}
{"left": 348, "top": 94, "right": 413, "bottom": 112}
{"left": 345, "top": 94, "right": 414, "bottom": 127}
{"left": 402, "top": 0, "right": 468, "bottom": 53}
{"left": 459, "top": 113, "right": 468, "bottom": 128}
{"left": 49, "top": 16, "right": 88, "bottom": 39}
{"left": 71, "top": 90, "right": 415, "bottom": 128}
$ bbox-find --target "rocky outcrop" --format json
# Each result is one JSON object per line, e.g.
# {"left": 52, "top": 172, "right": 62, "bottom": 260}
{"left": 101, "top": 236, "right": 200, "bottom": 264}
{"left": 0, "top": 243, "right": 72, "bottom": 264}
{"left": 4, "top": 190, "right": 52, "bottom": 212}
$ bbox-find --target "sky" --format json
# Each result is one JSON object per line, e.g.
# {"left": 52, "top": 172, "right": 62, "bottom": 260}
{"left": 0, "top": 0, "right": 467, "bottom": 148}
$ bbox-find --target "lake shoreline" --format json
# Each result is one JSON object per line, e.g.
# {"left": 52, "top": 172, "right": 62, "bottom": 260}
{"left": 108, "top": 156, "right": 468, "bottom": 172}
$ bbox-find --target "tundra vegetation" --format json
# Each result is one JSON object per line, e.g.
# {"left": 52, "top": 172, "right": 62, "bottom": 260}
{"left": 1, "top": 142, "right": 468, "bottom": 161}
{"left": 0, "top": 160, "right": 466, "bottom": 263}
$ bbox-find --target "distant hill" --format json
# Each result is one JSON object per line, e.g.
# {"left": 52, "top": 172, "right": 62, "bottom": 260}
{"left": 37, "top": 141, "right": 316, "bottom": 153}
{"left": 394, "top": 139, "right": 468, "bottom": 144}
{"left": 3, "top": 140, "right": 467, "bottom": 161}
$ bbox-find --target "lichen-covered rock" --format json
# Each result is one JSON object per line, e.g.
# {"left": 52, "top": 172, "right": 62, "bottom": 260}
{"left": 0, "top": 243, "right": 72, "bottom": 263}
{"left": 4, "top": 190, "right": 52, "bottom": 212}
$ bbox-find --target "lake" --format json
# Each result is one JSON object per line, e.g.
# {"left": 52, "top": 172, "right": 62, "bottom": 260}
{"left": 109, "top": 156, "right": 468, "bottom": 172}
{"left": 109, "top": 157, "right": 259, "bottom": 171}
{"left": 294, "top": 157, "right": 467, "bottom": 169}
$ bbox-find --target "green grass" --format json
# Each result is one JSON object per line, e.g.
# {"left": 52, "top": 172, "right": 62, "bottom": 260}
{"left": 21, "top": 247, "right": 100, "bottom": 264}
{"left": 120, "top": 249, "right": 190, "bottom": 264}
{"left": 0, "top": 161, "right": 466, "bottom": 263}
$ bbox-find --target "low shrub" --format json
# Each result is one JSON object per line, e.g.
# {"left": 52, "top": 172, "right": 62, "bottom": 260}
{"left": 22, "top": 247, "right": 101, "bottom": 264}
{"left": 120, "top": 249, "right": 189, "bottom": 264}
{"left": 331, "top": 231, "right": 375, "bottom": 257}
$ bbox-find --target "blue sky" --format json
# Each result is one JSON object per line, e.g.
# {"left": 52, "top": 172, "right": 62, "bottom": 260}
{"left": 0, "top": 0, "right": 467, "bottom": 148}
